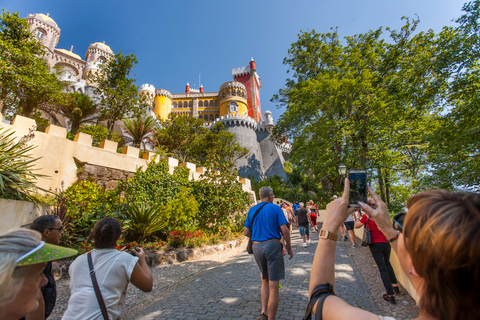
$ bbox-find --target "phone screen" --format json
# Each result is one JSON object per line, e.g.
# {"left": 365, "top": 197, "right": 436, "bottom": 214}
{"left": 348, "top": 170, "right": 367, "bottom": 207}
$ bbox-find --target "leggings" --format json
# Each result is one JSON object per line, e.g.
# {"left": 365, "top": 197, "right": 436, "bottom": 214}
{"left": 310, "top": 214, "right": 317, "bottom": 227}
{"left": 369, "top": 242, "right": 398, "bottom": 295}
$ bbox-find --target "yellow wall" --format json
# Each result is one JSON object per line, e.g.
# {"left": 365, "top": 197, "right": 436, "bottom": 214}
{"left": 219, "top": 97, "right": 248, "bottom": 117}
{"left": 154, "top": 95, "right": 172, "bottom": 120}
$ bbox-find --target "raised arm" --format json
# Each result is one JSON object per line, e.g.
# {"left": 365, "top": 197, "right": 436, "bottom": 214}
{"left": 308, "top": 179, "right": 378, "bottom": 320}
{"left": 130, "top": 248, "right": 153, "bottom": 292}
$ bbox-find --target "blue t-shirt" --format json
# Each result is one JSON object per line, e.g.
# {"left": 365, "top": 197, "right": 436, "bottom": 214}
{"left": 244, "top": 202, "right": 288, "bottom": 242}
{"left": 292, "top": 203, "right": 299, "bottom": 214}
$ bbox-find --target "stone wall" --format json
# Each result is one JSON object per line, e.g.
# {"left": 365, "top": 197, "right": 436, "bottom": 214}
{"left": 76, "top": 161, "right": 135, "bottom": 190}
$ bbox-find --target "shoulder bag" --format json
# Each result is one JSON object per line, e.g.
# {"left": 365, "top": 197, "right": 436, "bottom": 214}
{"left": 87, "top": 252, "right": 110, "bottom": 320}
{"left": 246, "top": 202, "right": 268, "bottom": 254}
{"left": 361, "top": 218, "right": 372, "bottom": 247}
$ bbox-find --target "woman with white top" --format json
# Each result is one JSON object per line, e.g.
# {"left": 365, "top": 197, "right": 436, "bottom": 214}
{"left": 62, "top": 217, "right": 153, "bottom": 320}
{"left": 305, "top": 179, "right": 480, "bottom": 320}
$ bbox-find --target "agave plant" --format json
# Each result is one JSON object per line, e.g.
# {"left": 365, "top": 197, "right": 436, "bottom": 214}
{"left": 125, "top": 203, "right": 167, "bottom": 242}
{"left": 0, "top": 127, "right": 44, "bottom": 202}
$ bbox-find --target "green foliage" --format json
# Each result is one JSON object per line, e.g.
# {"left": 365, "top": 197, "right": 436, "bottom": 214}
{"left": 155, "top": 115, "right": 248, "bottom": 171}
{"left": 121, "top": 113, "right": 157, "bottom": 149}
{"left": 162, "top": 187, "right": 199, "bottom": 231}
{"left": 75, "top": 124, "right": 121, "bottom": 147}
{"left": 62, "top": 180, "right": 120, "bottom": 246}
{"left": 55, "top": 92, "right": 98, "bottom": 135}
{"left": 92, "top": 51, "right": 144, "bottom": 137}
{"left": 124, "top": 203, "right": 167, "bottom": 242}
{"left": 0, "top": 127, "right": 45, "bottom": 201}
{"left": 119, "top": 160, "right": 190, "bottom": 206}
{"left": 167, "top": 230, "right": 206, "bottom": 248}
{"left": 193, "top": 167, "right": 251, "bottom": 231}
{"left": 0, "top": 10, "right": 65, "bottom": 116}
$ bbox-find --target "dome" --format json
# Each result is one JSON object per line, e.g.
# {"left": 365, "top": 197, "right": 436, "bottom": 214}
{"left": 56, "top": 48, "right": 82, "bottom": 61}
{"left": 29, "top": 13, "right": 58, "bottom": 28}
{"left": 89, "top": 42, "right": 114, "bottom": 54}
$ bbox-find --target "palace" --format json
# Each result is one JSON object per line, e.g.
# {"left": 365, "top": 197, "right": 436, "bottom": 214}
{"left": 25, "top": 13, "right": 290, "bottom": 181}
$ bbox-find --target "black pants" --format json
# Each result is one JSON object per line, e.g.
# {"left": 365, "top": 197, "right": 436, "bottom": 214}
{"left": 369, "top": 242, "right": 398, "bottom": 295}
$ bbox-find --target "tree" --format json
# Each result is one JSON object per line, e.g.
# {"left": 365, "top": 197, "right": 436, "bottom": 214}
{"left": 91, "top": 51, "right": 142, "bottom": 137}
{"left": 55, "top": 92, "right": 98, "bottom": 135}
{"left": 272, "top": 20, "right": 442, "bottom": 203}
{"left": 0, "top": 10, "right": 64, "bottom": 116}
{"left": 426, "top": 0, "right": 480, "bottom": 190}
{"left": 121, "top": 114, "right": 157, "bottom": 149}
{"left": 155, "top": 115, "right": 248, "bottom": 171}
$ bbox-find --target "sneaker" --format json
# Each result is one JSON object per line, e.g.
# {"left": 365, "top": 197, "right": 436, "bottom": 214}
{"left": 307, "top": 239, "right": 311, "bottom": 244}
{"left": 303, "top": 242, "right": 307, "bottom": 247}
{"left": 343, "top": 235, "right": 348, "bottom": 241}
{"left": 383, "top": 294, "right": 396, "bottom": 304}
{"left": 351, "top": 244, "right": 356, "bottom": 248}
{"left": 260, "top": 313, "right": 268, "bottom": 320}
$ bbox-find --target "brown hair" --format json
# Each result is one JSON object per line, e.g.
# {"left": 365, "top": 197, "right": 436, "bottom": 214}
{"left": 404, "top": 190, "right": 480, "bottom": 320}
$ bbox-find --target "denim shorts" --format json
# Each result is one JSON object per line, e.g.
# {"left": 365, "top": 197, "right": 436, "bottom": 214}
{"left": 253, "top": 240, "right": 285, "bottom": 281}
{"left": 299, "top": 225, "right": 309, "bottom": 237}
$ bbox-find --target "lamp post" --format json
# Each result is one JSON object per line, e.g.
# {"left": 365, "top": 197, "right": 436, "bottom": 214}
{"left": 338, "top": 164, "right": 347, "bottom": 177}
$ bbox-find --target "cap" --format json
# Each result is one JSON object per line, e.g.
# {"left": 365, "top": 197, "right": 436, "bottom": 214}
{"left": 16, "top": 241, "right": 78, "bottom": 266}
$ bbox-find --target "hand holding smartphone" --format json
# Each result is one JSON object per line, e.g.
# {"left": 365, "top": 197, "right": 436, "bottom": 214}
{"left": 348, "top": 169, "right": 367, "bottom": 208}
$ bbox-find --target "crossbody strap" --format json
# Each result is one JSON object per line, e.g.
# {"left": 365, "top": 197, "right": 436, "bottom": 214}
{"left": 87, "top": 252, "right": 110, "bottom": 320}
{"left": 303, "top": 284, "right": 336, "bottom": 320}
{"left": 250, "top": 202, "right": 268, "bottom": 236}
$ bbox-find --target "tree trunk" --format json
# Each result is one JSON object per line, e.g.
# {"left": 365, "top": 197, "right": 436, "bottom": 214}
{"left": 385, "top": 169, "right": 391, "bottom": 206}
{"left": 377, "top": 167, "right": 386, "bottom": 202}
{"left": 71, "top": 122, "right": 80, "bottom": 135}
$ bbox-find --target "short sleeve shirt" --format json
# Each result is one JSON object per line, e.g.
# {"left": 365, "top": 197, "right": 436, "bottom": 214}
{"left": 244, "top": 202, "right": 288, "bottom": 242}
{"left": 62, "top": 249, "right": 138, "bottom": 320}
{"left": 360, "top": 215, "right": 388, "bottom": 243}
{"left": 295, "top": 208, "right": 310, "bottom": 226}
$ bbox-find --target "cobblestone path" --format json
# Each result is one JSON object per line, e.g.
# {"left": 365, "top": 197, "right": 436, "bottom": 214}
{"left": 51, "top": 226, "right": 418, "bottom": 320}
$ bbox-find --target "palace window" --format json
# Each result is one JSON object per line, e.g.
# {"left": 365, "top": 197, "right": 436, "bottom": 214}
{"left": 229, "top": 101, "right": 238, "bottom": 113}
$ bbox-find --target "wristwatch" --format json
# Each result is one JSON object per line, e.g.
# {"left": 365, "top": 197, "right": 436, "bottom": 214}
{"left": 319, "top": 229, "right": 338, "bottom": 241}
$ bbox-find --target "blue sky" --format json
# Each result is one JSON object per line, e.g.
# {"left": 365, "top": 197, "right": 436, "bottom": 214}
{"left": 3, "top": 0, "right": 466, "bottom": 122}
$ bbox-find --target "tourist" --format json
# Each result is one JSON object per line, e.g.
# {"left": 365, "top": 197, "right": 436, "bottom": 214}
{"left": 244, "top": 186, "right": 293, "bottom": 320}
{"left": 343, "top": 210, "right": 356, "bottom": 247}
{"left": 0, "top": 229, "right": 77, "bottom": 320}
{"left": 22, "top": 215, "right": 65, "bottom": 320}
{"left": 355, "top": 209, "right": 399, "bottom": 302}
{"left": 305, "top": 180, "right": 480, "bottom": 320}
{"left": 308, "top": 200, "right": 319, "bottom": 232}
{"left": 62, "top": 217, "right": 153, "bottom": 319}
{"left": 295, "top": 202, "right": 311, "bottom": 247}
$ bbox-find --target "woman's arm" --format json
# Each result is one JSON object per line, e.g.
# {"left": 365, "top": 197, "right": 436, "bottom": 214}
{"left": 130, "top": 248, "right": 153, "bottom": 292}
{"left": 309, "top": 179, "right": 378, "bottom": 320}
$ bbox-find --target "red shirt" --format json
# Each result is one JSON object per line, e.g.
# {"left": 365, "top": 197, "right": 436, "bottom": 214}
{"left": 360, "top": 215, "right": 387, "bottom": 243}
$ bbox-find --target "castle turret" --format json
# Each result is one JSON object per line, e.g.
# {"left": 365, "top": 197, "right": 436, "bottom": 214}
{"left": 153, "top": 89, "right": 173, "bottom": 120}
{"left": 139, "top": 84, "right": 156, "bottom": 107}
{"left": 264, "top": 110, "right": 274, "bottom": 133}
{"left": 232, "top": 58, "right": 262, "bottom": 123}
{"left": 85, "top": 41, "right": 114, "bottom": 64}
{"left": 218, "top": 81, "right": 248, "bottom": 117}
{"left": 200, "top": 85, "right": 204, "bottom": 93}
{"left": 83, "top": 61, "right": 100, "bottom": 86}
{"left": 185, "top": 82, "right": 190, "bottom": 93}
{"left": 26, "top": 13, "right": 61, "bottom": 62}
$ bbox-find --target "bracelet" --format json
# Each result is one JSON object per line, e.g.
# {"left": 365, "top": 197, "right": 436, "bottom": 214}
{"left": 388, "top": 232, "right": 400, "bottom": 242}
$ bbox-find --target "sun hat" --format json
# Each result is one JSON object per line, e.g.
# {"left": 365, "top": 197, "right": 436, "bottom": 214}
{"left": 16, "top": 241, "right": 78, "bottom": 266}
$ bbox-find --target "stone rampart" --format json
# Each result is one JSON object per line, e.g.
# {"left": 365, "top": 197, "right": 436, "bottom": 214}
{"left": 0, "top": 114, "right": 254, "bottom": 196}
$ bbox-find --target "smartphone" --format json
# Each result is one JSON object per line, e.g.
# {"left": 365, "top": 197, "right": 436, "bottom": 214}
{"left": 348, "top": 169, "right": 367, "bottom": 208}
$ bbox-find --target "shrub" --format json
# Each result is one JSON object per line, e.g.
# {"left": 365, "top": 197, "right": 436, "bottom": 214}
{"left": 124, "top": 203, "right": 167, "bottom": 242}
{"left": 167, "top": 230, "right": 206, "bottom": 248}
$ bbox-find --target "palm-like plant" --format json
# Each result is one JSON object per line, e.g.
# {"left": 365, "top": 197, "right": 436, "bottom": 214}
{"left": 121, "top": 114, "right": 157, "bottom": 149}
{"left": 0, "top": 127, "right": 44, "bottom": 201}
{"left": 125, "top": 203, "right": 167, "bottom": 242}
{"left": 56, "top": 92, "right": 98, "bottom": 135}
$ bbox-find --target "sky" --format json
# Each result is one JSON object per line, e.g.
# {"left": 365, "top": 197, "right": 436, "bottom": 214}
{"left": 2, "top": 0, "right": 467, "bottom": 123}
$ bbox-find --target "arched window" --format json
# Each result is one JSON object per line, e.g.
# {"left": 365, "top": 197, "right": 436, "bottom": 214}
{"left": 189, "top": 101, "right": 193, "bottom": 108}
{"left": 199, "top": 100, "right": 203, "bottom": 107}
{"left": 229, "top": 101, "right": 238, "bottom": 113}
{"left": 172, "top": 101, "right": 177, "bottom": 108}
{"left": 178, "top": 101, "right": 183, "bottom": 108}
{"left": 35, "top": 28, "right": 45, "bottom": 39}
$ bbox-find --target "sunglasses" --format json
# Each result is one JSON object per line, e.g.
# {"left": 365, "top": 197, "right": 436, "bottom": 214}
{"left": 49, "top": 226, "right": 64, "bottom": 233}
{"left": 393, "top": 212, "right": 406, "bottom": 233}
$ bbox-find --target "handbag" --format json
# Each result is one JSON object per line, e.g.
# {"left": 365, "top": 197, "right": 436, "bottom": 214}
{"left": 87, "top": 252, "right": 110, "bottom": 320}
{"left": 246, "top": 202, "right": 268, "bottom": 254}
{"left": 361, "top": 218, "right": 372, "bottom": 247}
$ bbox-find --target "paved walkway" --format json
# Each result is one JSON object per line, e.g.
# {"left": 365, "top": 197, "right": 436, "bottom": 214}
{"left": 50, "top": 226, "right": 419, "bottom": 320}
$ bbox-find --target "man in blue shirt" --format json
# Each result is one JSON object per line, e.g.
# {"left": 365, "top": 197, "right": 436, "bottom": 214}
{"left": 244, "top": 187, "right": 293, "bottom": 320}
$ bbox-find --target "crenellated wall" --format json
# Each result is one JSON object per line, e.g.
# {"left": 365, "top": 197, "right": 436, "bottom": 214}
{"left": 0, "top": 114, "right": 254, "bottom": 197}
